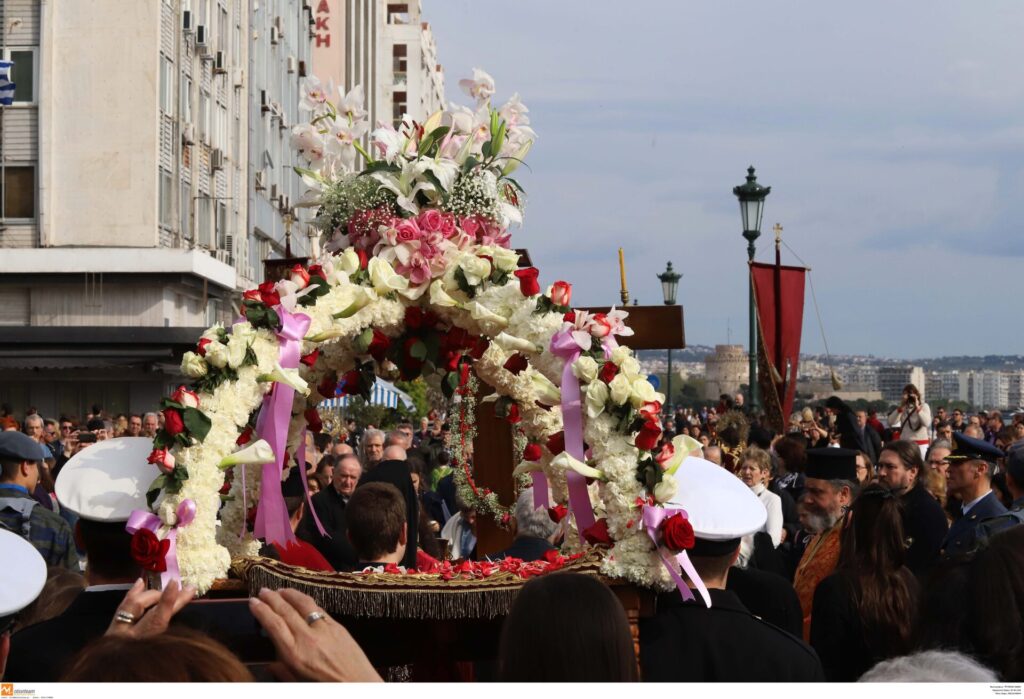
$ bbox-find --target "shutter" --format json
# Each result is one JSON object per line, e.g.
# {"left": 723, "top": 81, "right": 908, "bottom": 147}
{"left": 1, "top": 108, "right": 38, "bottom": 160}
{"left": 2, "top": 0, "right": 41, "bottom": 45}
{"left": 160, "top": 1, "right": 175, "bottom": 56}
{"left": 0, "top": 287, "right": 30, "bottom": 326}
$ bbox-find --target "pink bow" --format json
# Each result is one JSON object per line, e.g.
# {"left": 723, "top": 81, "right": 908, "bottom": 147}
{"left": 126, "top": 499, "right": 197, "bottom": 589}
{"left": 641, "top": 505, "right": 711, "bottom": 607}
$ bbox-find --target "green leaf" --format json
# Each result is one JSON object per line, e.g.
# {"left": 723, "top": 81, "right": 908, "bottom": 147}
{"left": 265, "top": 307, "right": 281, "bottom": 331}
{"left": 462, "top": 156, "right": 480, "bottom": 174}
{"left": 481, "top": 140, "right": 492, "bottom": 159}
{"left": 360, "top": 161, "right": 400, "bottom": 175}
{"left": 409, "top": 339, "right": 428, "bottom": 361}
{"left": 333, "top": 301, "right": 363, "bottom": 319}
{"left": 243, "top": 346, "right": 258, "bottom": 367}
{"left": 491, "top": 121, "right": 507, "bottom": 157}
{"left": 441, "top": 371, "right": 459, "bottom": 400}
{"left": 489, "top": 108, "right": 500, "bottom": 137}
{"left": 422, "top": 332, "right": 441, "bottom": 364}
{"left": 293, "top": 166, "right": 328, "bottom": 184}
{"left": 418, "top": 125, "right": 451, "bottom": 157}
{"left": 354, "top": 328, "right": 374, "bottom": 354}
{"left": 183, "top": 407, "right": 212, "bottom": 443}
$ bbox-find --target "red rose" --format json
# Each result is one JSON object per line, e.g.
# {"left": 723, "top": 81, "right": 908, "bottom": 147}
{"left": 442, "top": 351, "right": 461, "bottom": 372}
{"left": 171, "top": 385, "right": 200, "bottom": 409}
{"left": 317, "top": 374, "right": 338, "bottom": 399}
{"left": 197, "top": 338, "right": 212, "bottom": 356}
{"left": 503, "top": 353, "right": 529, "bottom": 375}
{"left": 162, "top": 408, "right": 185, "bottom": 436}
{"left": 506, "top": 403, "right": 521, "bottom": 424}
{"left": 563, "top": 311, "right": 576, "bottom": 322}
{"left": 661, "top": 514, "right": 695, "bottom": 551}
{"left": 469, "top": 337, "right": 489, "bottom": 360}
{"left": 639, "top": 401, "right": 662, "bottom": 420}
{"left": 550, "top": 281, "right": 572, "bottom": 307}
{"left": 523, "top": 443, "right": 542, "bottom": 462}
{"left": 546, "top": 432, "right": 565, "bottom": 456}
{"left": 236, "top": 426, "right": 254, "bottom": 446}
{"left": 599, "top": 361, "right": 618, "bottom": 384}
{"left": 340, "top": 369, "right": 362, "bottom": 395}
{"left": 308, "top": 264, "right": 325, "bottom": 279}
{"left": 147, "top": 448, "right": 175, "bottom": 475}
{"left": 130, "top": 529, "right": 170, "bottom": 573}
{"left": 445, "top": 327, "right": 470, "bottom": 350}
{"left": 547, "top": 504, "right": 568, "bottom": 522}
{"left": 634, "top": 418, "right": 662, "bottom": 451}
{"left": 654, "top": 442, "right": 675, "bottom": 468}
{"left": 405, "top": 306, "right": 426, "bottom": 329}
{"left": 289, "top": 264, "right": 310, "bottom": 289}
{"left": 304, "top": 407, "right": 323, "bottom": 434}
{"left": 582, "top": 519, "right": 612, "bottom": 546}
{"left": 242, "top": 288, "right": 262, "bottom": 302}
{"left": 257, "top": 281, "right": 280, "bottom": 307}
{"left": 357, "top": 249, "right": 369, "bottom": 270}
{"left": 368, "top": 329, "right": 390, "bottom": 362}
{"left": 514, "top": 267, "right": 541, "bottom": 297}
{"left": 300, "top": 349, "right": 320, "bottom": 368}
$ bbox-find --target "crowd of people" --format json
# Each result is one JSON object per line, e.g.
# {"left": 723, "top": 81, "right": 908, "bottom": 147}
{"left": 2, "top": 383, "right": 1024, "bottom": 683}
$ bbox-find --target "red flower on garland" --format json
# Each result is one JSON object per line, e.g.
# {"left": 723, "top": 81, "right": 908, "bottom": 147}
{"left": 197, "top": 338, "right": 212, "bottom": 356}
{"left": 308, "top": 264, "right": 325, "bottom": 279}
{"left": 340, "top": 369, "right": 362, "bottom": 395}
{"left": 582, "top": 519, "right": 613, "bottom": 546}
{"left": 300, "top": 349, "right": 320, "bottom": 368}
{"left": 599, "top": 361, "right": 619, "bottom": 384}
{"left": 639, "top": 400, "right": 662, "bottom": 420}
{"left": 550, "top": 281, "right": 572, "bottom": 307}
{"left": 546, "top": 432, "right": 565, "bottom": 456}
{"left": 503, "top": 353, "right": 529, "bottom": 375}
{"left": 367, "top": 329, "right": 390, "bottom": 362}
{"left": 505, "top": 403, "right": 521, "bottom": 424}
{"left": 130, "top": 529, "right": 170, "bottom": 573}
{"left": 357, "top": 249, "right": 369, "bottom": 270}
{"left": 236, "top": 426, "right": 254, "bottom": 446}
{"left": 523, "top": 443, "right": 542, "bottom": 462}
{"left": 563, "top": 310, "right": 576, "bottom": 323}
{"left": 661, "top": 514, "right": 695, "bottom": 551}
{"left": 548, "top": 504, "right": 568, "bottom": 522}
{"left": 469, "top": 337, "right": 489, "bottom": 360}
{"left": 257, "top": 281, "right": 280, "bottom": 307}
{"left": 162, "top": 408, "right": 185, "bottom": 436}
{"left": 514, "top": 267, "right": 541, "bottom": 296}
{"left": 634, "top": 418, "right": 662, "bottom": 451}
{"left": 304, "top": 407, "right": 323, "bottom": 434}
{"left": 289, "top": 264, "right": 310, "bottom": 289}
{"left": 317, "top": 374, "right": 338, "bottom": 399}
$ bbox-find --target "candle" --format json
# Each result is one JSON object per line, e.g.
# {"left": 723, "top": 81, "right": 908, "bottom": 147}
{"left": 618, "top": 248, "right": 627, "bottom": 294}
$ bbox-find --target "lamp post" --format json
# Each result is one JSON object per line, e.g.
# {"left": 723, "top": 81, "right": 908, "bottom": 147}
{"left": 657, "top": 261, "right": 681, "bottom": 412}
{"left": 732, "top": 166, "right": 770, "bottom": 412}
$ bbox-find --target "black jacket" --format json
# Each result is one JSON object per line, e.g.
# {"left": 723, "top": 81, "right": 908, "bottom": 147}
{"left": 296, "top": 486, "right": 357, "bottom": 570}
{"left": 639, "top": 588, "right": 824, "bottom": 682}
{"left": 6, "top": 589, "right": 125, "bottom": 681}
{"left": 901, "top": 481, "right": 949, "bottom": 577}
{"left": 487, "top": 536, "right": 556, "bottom": 563}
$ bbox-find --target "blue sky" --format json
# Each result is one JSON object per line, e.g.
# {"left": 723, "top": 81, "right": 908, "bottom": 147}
{"left": 425, "top": 0, "right": 1024, "bottom": 358}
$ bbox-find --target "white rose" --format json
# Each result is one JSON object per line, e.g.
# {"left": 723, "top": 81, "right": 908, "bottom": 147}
{"left": 630, "top": 377, "right": 663, "bottom": 409}
{"left": 620, "top": 357, "right": 642, "bottom": 378}
{"left": 201, "top": 325, "right": 224, "bottom": 342}
{"left": 181, "top": 351, "right": 208, "bottom": 378}
{"left": 585, "top": 380, "right": 609, "bottom": 419}
{"left": 610, "top": 346, "right": 632, "bottom": 367}
{"left": 227, "top": 338, "right": 249, "bottom": 369}
{"left": 491, "top": 247, "right": 520, "bottom": 273}
{"left": 339, "top": 247, "right": 361, "bottom": 274}
{"left": 205, "top": 341, "right": 230, "bottom": 368}
{"left": 572, "top": 356, "right": 599, "bottom": 384}
{"left": 608, "top": 373, "right": 632, "bottom": 406}
{"left": 459, "top": 255, "right": 492, "bottom": 287}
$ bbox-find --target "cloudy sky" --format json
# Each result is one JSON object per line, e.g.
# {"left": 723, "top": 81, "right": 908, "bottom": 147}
{"left": 425, "top": 0, "right": 1024, "bottom": 359}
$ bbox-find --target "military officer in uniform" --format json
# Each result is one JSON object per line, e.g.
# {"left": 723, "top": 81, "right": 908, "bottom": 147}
{"left": 977, "top": 447, "right": 1024, "bottom": 541}
{"left": 0, "top": 432, "right": 79, "bottom": 569}
{"left": 639, "top": 454, "right": 825, "bottom": 682}
{"left": 0, "top": 528, "right": 47, "bottom": 679}
{"left": 941, "top": 433, "right": 1006, "bottom": 558}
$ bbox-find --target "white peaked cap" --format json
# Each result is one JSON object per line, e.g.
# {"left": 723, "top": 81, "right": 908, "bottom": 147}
{"left": 665, "top": 456, "right": 767, "bottom": 541}
{"left": 0, "top": 528, "right": 47, "bottom": 617}
{"left": 55, "top": 437, "right": 162, "bottom": 522}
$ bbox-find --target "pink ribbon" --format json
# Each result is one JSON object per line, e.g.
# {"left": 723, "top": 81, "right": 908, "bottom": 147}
{"left": 126, "top": 499, "right": 196, "bottom": 589}
{"left": 253, "top": 307, "right": 311, "bottom": 547}
{"left": 641, "top": 505, "right": 711, "bottom": 607}
{"left": 549, "top": 329, "right": 597, "bottom": 541}
{"left": 296, "top": 427, "right": 327, "bottom": 537}
{"left": 531, "top": 472, "right": 550, "bottom": 509}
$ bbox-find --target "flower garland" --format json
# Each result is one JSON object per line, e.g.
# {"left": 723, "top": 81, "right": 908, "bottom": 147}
{"left": 131, "top": 69, "right": 701, "bottom": 597}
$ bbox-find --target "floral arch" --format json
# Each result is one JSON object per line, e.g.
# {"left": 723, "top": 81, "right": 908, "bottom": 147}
{"left": 139, "top": 70, "right": 699, "bottom": 598}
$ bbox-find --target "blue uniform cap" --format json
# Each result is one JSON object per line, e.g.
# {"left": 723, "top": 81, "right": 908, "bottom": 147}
{"left": 0, "top": 431, "right": 45, "bottom": 462}
{"left": 948, "top": 433, "right": 1004, "bottom": 465}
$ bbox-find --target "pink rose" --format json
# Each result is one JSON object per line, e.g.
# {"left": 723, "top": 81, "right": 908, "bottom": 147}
{"left": 459, "top": 216, "right": 480, "bottom": 238}
{"left": 439, "top": 213, "right": 457, "bottom": 238}
{"left": 147, "top": 448, "right": 175, "bottom": 475}
{"left": 289, "top": 264, "right": 310, "bottom": 289}
{"left": 395, "top": 219, "right": 421, "bottom": 243}
{"left": 171, "top": 385, "right": 200, "bottom": 409}
{"left": 417, "top": 209, "right": 443, "bottom": 233}
{"left": 550, "top": 281, "right": 572, "bottom": 307}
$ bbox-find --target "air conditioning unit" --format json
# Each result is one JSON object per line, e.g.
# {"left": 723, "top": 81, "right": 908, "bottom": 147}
{"left": 182, "top": 123, "right": 196, "bottom": 145}
{"left": 183, "top": 10, "right": 193, "bottom": 34}
{"left": 280, "top": 195, "right": 290, "bottom": 213}
{"left": 195, "top": 25, "right": 208, "bottom": 51}
{"left": 213, "top": 51, "right": 227, "bottom": 74}
{"left": 254, "top": 170, "right": 266, "bottom": 191}
{"left": 260, "top": 89, "right": 270, "bottom": 114}
{"left": 211, "top": 148, "right": 225, "bottom": 171}
{"left": 274, "top": 16, "right": 283, "bottom": 32}
{"left": 269, "top": 183, "right": 279, "bottom": 202}
{"left": 232, "top": 68, "right": 244, "bottom": 88}
{"left": 215, "top": 249, "right": 231, "bottom": 264}
{"left": 298, "top": 60, "right": 307, "bottom": 78}
{"left": 270, "top": 26, "right": 280, "bottom": 45}
{"left": 286, "top": 55, "right": 297, "bottom": 74}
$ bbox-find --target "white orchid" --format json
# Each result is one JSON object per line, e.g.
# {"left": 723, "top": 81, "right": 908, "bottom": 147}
{"left": 337, "top": 84, "right": 367, "bottom": 122}
{"left": 274, "top": 278, "right": 316, "bottom": 313}
{"left": 325, "top": 117, "right": 368, "bottom": 170}
{"left": 458, "top": 68, "right": 496, "bottom": 103}
{"left": 258, "top": 362, "right": 310, "bottom": 395}
{"left": 299, "top": 76, "right": 331, "bottom": 113}
{"left": 370, "top": 120, "right": 413, "bottom": 164}
{"left": 290, "top": 124, "right": 327, "bottom": 168}
{"left": 218, "top": 440, "right": 275, "bottom": 470}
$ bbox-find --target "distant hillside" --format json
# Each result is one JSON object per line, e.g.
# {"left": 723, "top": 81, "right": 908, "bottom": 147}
{"left": 637, "top": 345, "right": 716, "bottom": 363}
{"left": 640, "top": 348, "right": 1024, "bottom": 371}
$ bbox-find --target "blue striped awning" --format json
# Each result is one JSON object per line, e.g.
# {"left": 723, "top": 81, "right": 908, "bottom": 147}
{"left": 320, "top": 378, "right": 414, "bottom": 410}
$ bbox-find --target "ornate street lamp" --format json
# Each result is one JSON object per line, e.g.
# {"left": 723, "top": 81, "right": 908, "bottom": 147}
{"left": 733, "top": 166, "right": 770, "bottom": 412}
{"left": 657, "top": 261, "right": 682, "bottom": 412}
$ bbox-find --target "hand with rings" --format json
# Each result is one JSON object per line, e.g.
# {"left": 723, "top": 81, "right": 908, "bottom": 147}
{"left": 249, "top": 587, "right": 382, "bottom": 682}
{"left": 106, "top": 579, "right": 197, "bottom": 639}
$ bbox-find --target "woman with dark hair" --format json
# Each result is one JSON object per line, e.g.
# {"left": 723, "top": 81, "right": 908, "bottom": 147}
{"left": 499, "top": 573, "right": 637, "bottom": 682}
{"left": 773, "top": 435, "right": 807, "bottom": 502}
{"left": 960, "top": 525, "right": 1024, "bottom": 680}
{"left": 810, "top": 484, "right": 919, "bottom": 681}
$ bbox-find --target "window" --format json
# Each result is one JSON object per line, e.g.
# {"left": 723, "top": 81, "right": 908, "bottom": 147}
{"left": 217, "top": 104, "right": 228, "bottom": 150}
{"left": 2, "top": 48, "right": 38, "bottom": 104}
{"left": 0, "top": 165, "right": 35, "bottom": 219}
{"left": 159, "top": 169, "right": 173, "bottom": 227}
{"left": 219, "top": 6, "right": 229, "bottom": 51}
{"left": 216, "top": 201, "right": 228, "bottom": 251}
{"left": 180, "top": 180, "right": 191, "bottom": 239}
{"left": 199, "top": 196, "right": 212, "bottom": 248}
{"left": 159, "top": 55, "right": 174, "bottom": 113}
{"left": 180, "top": 75, "right": 193, "bottom": 124}
{"left": 233, "top": 115, "right": 240, "bottom": 165}
{"left": 198, "top": 90, "right": 210, "bottom": 142}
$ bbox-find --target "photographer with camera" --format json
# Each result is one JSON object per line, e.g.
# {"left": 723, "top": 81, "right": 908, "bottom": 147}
{"left": 887, "top": 384, "right": 932, "bottom": 456}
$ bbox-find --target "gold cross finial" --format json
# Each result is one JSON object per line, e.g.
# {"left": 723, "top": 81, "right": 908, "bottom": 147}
{"left": 773, "top": 222, "right": 783, "bottom": 242}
